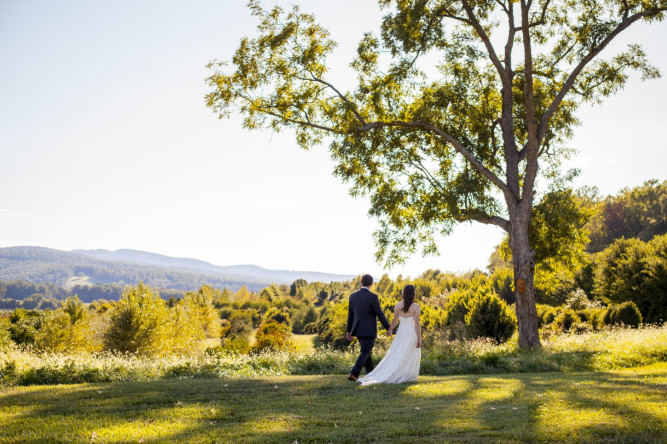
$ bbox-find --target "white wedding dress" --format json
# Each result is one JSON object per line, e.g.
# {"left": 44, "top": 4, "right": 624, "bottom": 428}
{"left": 358, "top": 315, "right": 421, "bottom": 385}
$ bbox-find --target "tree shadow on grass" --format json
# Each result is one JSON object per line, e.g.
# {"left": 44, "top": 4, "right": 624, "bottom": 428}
{"left": 505, "top": 371, "right": 666, "bottom": 443}
{"left": 0, "top": 369, "right": 665, "bottom": 443}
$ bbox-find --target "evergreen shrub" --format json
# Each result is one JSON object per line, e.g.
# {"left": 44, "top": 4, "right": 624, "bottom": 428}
{"left": 465, "top": 292, "right": 517, "bottom": 343}
{"left": 553, "top": 308, "right": 581, "bottom": 332}
{"left": 613, "top": 301, "right": 643, "bottom": 327}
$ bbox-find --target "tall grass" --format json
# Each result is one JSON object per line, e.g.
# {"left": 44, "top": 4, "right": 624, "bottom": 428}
{"left": 1, "top": 325, "right": 665, "bottom": 386}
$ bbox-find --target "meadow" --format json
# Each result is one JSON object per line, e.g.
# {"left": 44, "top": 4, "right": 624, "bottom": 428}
{"left": 1, "top": 325, "right": 665, "bottom": 385}
{"left": 1, "top": 318, "right": 666, "bottom": 443}
{"left": 1, "top": 365, "right": 665, "bottom": 443}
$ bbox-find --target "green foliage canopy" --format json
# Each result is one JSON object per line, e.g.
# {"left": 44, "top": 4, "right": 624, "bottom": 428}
{"left": 587, "top": 179, "right": 667, "bottom": 252}
{"left": 592, "top": 234, "right": 667, "bottom": 323}
{"left": 207, "top": 0, "right": 666, "bottom": 266}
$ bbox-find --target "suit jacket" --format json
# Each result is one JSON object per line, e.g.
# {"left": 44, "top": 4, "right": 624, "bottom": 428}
{"left": 346, "top": 287, "right": 390, "bottom": 338}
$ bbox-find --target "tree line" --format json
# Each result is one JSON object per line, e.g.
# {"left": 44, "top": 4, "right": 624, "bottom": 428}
{"left": 1, "top": 181, "right": 664, "bottom": 355}
{"left": 488, "top": 180, "right": 666, "bottom": 323}
{"left": 0, "top": 281, "right": 187, "bottom": 309}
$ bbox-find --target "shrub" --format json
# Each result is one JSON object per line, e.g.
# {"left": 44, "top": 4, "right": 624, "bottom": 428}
{"left": 8, "top": 309, "right": 44, "bottom": 345}
{"left": 218, "top": 336, "right": 251, "bottom": 353}
{"left": 576, "top": 309, "right": 590, "bottom": 323}
{"left": 182, "top": 289, "right": 222, "bottom": 338}
{"left": 443, "top": 289, "right": 473, "bottom": 327}
{"left": 302, "top": 321, "right": 318, "bottom": 334}
{"left": 252, "top": 320, "right": 295, "bottom": 352}
{"left": 553, "top": 308, "right": 581, "bottom": 332}
{"left": 314, "top": 301, "right": 350, "bottom": 349}
{"left": 218, "top": 306, "right": 234, "bottom": 321}
{"left": 571, "top": 322, "right": 592, "bottom": 334}
{"left": 291, "top": 305, "right": 318, "bottom": 333}
{"left": 263, "top": 307, "right": 291, "bottom": 325}
{"left": 0, "top": 316, "right": 11, "bottom": 348}
{"left": 464, "top": 292, "right": 517, "bottom": 343}
{"left": 103, "top": 283, "right": 171, "bottom": 357}
{"left": 95, "top": 301, "right": 114, "bottom": 313}
{"left": 489, "top": 267, "right": 514, "bottom": 304}
{"left": 225, "top": 311, "right": 253, "bottom": 341}
{"left": 420, "top": 304, "right": 447, "bottom": 332}
{"left": 613, "top": 301, "right": 643, "bottom": 327}
{"left": 537, "top": 304, "right": 558, "bottom": 327}
{"left": 603, "top": 306, "right": 615, "bottom": 326}
{"left": 34, "top": 296, "right": 93, "bottom": 352}
{"left": 565, "top": 288, "right": 595, "bottom": 310}
{"left": 168, "top": 302, "right": 205, "bottom": 356}
{"left": 579, "top": 308, "right": 606, "bottom": 330}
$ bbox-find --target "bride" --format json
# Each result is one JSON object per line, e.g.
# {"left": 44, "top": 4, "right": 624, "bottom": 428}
{"left": 358, "top": 284, "right": 422, "bottom": 385}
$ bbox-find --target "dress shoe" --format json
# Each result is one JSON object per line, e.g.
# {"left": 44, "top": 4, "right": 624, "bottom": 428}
{"left": 347, "top": 373, "right": 358, "bottom": 381}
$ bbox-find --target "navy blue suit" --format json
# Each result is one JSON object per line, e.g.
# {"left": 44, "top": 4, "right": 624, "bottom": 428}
{"left": 346, "top": 287, "right": 390, "bottom": 377}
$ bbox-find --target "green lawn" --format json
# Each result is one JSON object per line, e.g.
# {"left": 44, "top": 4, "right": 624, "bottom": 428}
{"left": 292, "top": 334, "right": 317, "bottom": 353}
{"left": 1, "top": 364, "right": 665, "bottom": 443}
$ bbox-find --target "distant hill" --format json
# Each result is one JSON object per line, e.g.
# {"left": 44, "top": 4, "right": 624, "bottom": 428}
{"left": 70, "top": 248, "right": 352, "bottom": 284}
{"left": 0, "top": 246, "right": 355, "bottom": 293}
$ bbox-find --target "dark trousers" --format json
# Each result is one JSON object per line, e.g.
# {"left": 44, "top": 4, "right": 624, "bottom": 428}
{"left": 350, "top": 336, "right": 376, "bottom": 377}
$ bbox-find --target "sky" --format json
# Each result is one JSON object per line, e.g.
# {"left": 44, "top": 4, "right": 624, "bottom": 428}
{"left": 1, "top": 1, "right": 666, "bottom": 278}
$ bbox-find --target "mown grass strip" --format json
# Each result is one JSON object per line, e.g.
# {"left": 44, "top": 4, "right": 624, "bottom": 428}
{"left": 1, "top": 364, "right": 665, "bottom": 443}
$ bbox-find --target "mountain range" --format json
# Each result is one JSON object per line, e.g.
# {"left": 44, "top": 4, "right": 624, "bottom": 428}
{"left": 0, "top": 246, "right": 355, "bottom": 292}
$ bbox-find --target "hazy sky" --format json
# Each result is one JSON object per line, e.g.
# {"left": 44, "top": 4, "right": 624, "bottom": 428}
{"left": 1, "top": 1, "right": 666, "bottom": 278}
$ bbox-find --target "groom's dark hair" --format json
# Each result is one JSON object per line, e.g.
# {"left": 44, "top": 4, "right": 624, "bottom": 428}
{"left": 361, "top": 274, "right": 373, "bottom": 287}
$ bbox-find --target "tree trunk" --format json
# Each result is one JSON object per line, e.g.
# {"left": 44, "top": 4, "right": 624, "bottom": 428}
{"left": 509, "top": 211, "right": 541, "bottom": 348}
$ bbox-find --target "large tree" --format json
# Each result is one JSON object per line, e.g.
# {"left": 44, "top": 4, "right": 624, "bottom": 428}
{"left": 206, "top": 0, "right": 666, "bottom": 348}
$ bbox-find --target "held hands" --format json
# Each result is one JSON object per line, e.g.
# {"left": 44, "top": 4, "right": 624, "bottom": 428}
{"left": 386, "top": 329, "right": 392, "bottom": 338}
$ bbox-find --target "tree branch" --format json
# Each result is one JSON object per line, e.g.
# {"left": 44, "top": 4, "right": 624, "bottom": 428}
{"left": 537, "top": 7, "right": 667, "bottom": 145}
{"left": 260, "top": 109, "right": 341, "bottom": 134}
{"left": 293, "top": 73, "right": 368, "bottom": 126}
{"left": 503, "top": 0, "right": 518, "bottom": 72}
{"left": 460, "top": 0, "right": 512, "bottom": 87}
{"left": 548, "top": 40, "right": 577, "bottom": 73}
{"left": 358, "top": 120, "right": 513, "bottom": 200}
{"left": 495, "top": 0, "right": 510, "bottom": 15}
{"left": 437, "top": 7, "right": 474, "bottom": 26}
{"left": 526, "top": 0, "right": 552, "bottom": 28}
{"left": 392, "top": 142, "right": 449, "bottom": 199}
{"left": 458, "top": 212, "right": 511, "bottom": 231}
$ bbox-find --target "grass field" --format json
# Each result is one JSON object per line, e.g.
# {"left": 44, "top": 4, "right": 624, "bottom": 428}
{"left": 291, "top": 334, "right": 317, "bottom": 353}
{"left": 1, "top": 363, "right": 665, "bottom": 443}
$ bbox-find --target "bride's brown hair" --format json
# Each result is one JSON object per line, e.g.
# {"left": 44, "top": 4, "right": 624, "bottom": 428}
{"left": 402, "top": 285, "right": 415, "bottom": 313}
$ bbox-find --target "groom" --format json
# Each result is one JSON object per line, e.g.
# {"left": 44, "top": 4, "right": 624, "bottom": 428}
{"left": 346, "top": 274, "right": 391, "bottom": 381}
